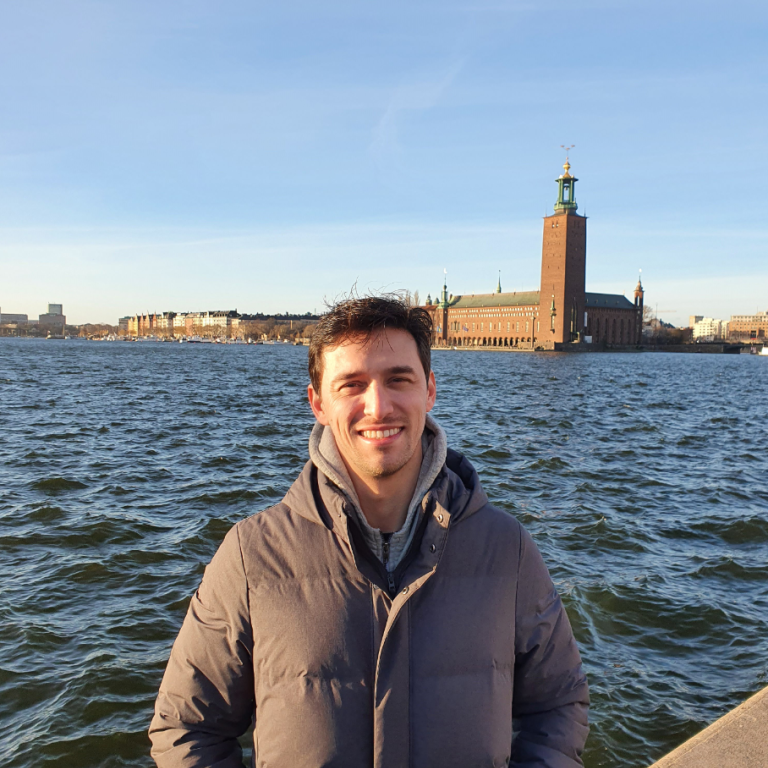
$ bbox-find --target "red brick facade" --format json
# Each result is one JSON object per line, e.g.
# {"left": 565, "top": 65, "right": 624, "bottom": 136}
{"left": 540, "top": 211, "right": 587, "bottom": 345}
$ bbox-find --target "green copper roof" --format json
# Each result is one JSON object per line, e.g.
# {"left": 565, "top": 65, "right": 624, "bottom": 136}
{"left": 585, "top": 293, "right": 634, "bottom": 309}
{"left": 436, "top": 290, "right": 633, "bottom": 310}
{"left": 449, "top": 291, "right": 540, "bottom": 309}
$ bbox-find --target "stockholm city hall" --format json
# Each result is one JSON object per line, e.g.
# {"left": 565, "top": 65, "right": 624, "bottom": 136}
{"left": 424, "top": 159, "right": 644, "bottom": 350}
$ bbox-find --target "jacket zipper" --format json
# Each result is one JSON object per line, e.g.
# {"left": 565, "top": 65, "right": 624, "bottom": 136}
{"left": 382, "top": 533, "right": 396, "bottom": 597}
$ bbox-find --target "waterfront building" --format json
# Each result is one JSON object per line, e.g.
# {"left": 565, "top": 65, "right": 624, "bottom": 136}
{"left": 0, "top": 312, "right": 29, "bottom": 325}
{"left": 692, "top": 317, "right": 728, "bottom": 342}
{"left": 126, "top": 310, "right": 241, "bottom": 338}
{"left": 689, "top": 315, "right": 704, "bottom": 328}
{"left": 728, "top": 311, "right": 768, "bottom": 341}
{"left": 424, "top": 161, "right": 643, "bottom": 350}
{"left": 126, "top": 312, "right": 174, "bottom": 336}
{"left": 123, "top": 310, "right": 319, "bottom": 339}
{"left": 38, "top": 303, "right": 66, "bottom": 328}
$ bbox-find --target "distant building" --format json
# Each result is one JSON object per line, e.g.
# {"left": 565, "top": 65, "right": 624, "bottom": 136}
{"left": 728, "top": 311, "right": 768, "bottom": 341}
{"left": 126, "top": 310, "right": 241, "bottom": 338}
{"left": 188, "top": 310, "right": 241, "bottom": 337}
{"left": 424, "top": 160, "right": 643, "bottom": 349}
{"left": 38, "top": 304, "right": 66, "bottom": 328}
{"left": 689, "top": 315, "right": 703, "bottom": 328}
{"left": 692, "top": 317, "right": 728, "bottom": 342}
{"left": 126, "top": 312, "right": 176, "bottom": 337}
{"left": 118, "top": 317, "right": 130, "bottom": 334}
{"left": 0, "top": 312, "right": 28, "bottom": 324}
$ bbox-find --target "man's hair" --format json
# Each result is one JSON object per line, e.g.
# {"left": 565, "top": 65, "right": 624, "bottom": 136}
{"left": 308, "top": 294, "right": 433, "bottom": 392}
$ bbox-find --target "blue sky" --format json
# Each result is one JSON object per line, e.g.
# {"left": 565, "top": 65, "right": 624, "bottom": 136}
{"left": 1, "top": 0, "right": 765, "bottom": 325}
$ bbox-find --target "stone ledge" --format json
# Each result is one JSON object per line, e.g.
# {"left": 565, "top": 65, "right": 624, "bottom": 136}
{"left": 648, "top": 686, "right": 768, "bottom": 768}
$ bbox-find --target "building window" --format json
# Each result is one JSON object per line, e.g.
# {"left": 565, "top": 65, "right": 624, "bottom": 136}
{"left": 526, "top": 321, "right": 529, "bottom": 332}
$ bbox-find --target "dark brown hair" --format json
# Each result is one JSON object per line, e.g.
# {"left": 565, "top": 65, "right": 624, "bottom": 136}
{"left": 308, "top": 294, "right": 433, "bottom": 392}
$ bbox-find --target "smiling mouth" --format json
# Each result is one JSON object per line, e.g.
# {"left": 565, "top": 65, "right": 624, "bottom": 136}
{"left": 359, "top": 427, "right": 403, "bottom": 439}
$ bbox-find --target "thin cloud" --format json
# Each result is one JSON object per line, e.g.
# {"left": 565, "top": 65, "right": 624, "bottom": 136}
{"left": 370, "top": 58, "right": 466, "bottom": 168}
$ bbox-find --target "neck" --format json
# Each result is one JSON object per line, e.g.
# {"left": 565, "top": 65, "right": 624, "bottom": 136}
{"left": 345, "top": 442, "right": 423, "bottom": 533}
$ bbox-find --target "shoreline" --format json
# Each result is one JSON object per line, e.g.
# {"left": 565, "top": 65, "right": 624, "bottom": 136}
{"left": 431, "top": 342, "right": 754, "bottom": 354}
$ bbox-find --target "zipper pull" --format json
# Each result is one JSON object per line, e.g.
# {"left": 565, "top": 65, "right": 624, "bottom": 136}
{"left": 381, "top": 532, "right": 395, "bottom": 596}
{"left": 381, "top": 532, "right": 392, "bottom": 567}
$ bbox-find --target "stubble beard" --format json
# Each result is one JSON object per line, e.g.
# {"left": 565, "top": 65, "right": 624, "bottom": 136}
{"left": 350, "top": 433, "right": 420, "bottom": 481}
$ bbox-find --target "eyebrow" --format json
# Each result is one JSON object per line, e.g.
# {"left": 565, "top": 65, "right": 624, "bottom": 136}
{"left": 330, "top": 365, "right": 418, "bottom": 385}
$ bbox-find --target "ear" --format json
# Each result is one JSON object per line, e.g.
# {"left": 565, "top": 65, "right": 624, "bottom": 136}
{"left": 425, "top": 370, "right": 436, "bottom": 413}
{"left": 307, "top": 383, "right": 330, "bottom": 425}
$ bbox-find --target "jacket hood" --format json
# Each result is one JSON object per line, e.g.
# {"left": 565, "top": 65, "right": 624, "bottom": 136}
{"left": 438, "top": 446, "right": 489, "bottom": 523}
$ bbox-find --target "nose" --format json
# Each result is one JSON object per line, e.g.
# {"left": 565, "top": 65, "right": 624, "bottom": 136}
{"left": 363, "top": 380, "right": 394, "bottom": 421}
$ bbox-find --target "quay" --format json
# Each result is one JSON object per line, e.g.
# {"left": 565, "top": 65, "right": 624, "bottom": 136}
{"left": 430, "top": 342, "right": 751, "bottom": 354}
{"left": 648, "top": 686, "right": 768, "bottom": 768}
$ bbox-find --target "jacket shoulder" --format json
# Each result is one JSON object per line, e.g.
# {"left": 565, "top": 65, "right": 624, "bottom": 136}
{"left": 236, "top": 501, "right": 294, "bottom": 532}
{"left": 231, "top": 496, "right": 343, "bottom": 586}
{"left": 458, "top": 501, "right": 524, "bottom": 542}
{"left": 234, "top": 499, "right": 322, "bottom": 550}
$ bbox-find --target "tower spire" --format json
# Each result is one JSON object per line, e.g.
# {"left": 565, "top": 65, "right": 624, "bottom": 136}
{"left": 439, "top": 269, "right": 449, "bottom": 307}
{"left": 496, "top": 270, "right": 502, "bottom": 293}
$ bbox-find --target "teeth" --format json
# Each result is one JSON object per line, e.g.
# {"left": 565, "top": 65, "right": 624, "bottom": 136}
{"left": 361, "top": 428, "right": 401, "bottom": 439}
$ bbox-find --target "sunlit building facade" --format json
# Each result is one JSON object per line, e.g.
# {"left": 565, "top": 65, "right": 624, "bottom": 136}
{"left": 424, "top": 162, "right": 643, "bottom": 350}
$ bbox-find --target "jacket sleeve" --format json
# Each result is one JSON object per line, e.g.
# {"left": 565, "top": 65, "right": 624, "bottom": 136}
{"left": 511, "top": 525, "right": 589, "bottom": 767}
{"left": 149, "top": 523, "right": 255, "bottom": 768}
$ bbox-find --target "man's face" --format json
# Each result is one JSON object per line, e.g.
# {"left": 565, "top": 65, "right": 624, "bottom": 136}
{"left": 308, "top": 329, "right": 436, "bottom": 482}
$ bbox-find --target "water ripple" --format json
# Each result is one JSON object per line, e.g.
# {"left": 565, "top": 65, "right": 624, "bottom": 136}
{"left": 1, "top": 339, "right": 767, "bottom": 767}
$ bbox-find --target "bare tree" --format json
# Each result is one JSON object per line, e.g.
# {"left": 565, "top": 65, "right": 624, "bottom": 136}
{"left": 642, "top": 305, "right": 655, "bottom": 328}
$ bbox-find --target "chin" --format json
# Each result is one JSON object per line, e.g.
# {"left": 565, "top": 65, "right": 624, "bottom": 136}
{"left": 359, "top": 455, "right": 411, "bottom": 480}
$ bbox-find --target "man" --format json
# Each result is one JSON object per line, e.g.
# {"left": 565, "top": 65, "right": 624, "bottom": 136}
{"left": 149, "top": 295, "right": 589, "bottom": 768}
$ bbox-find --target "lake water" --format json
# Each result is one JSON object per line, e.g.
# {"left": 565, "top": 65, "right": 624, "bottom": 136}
{"left": 1, "top": 338, "right": 767, "bottom": 767}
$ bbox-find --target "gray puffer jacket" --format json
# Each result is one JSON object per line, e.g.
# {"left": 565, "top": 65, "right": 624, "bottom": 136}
{"left": 149, "top": 448, "right": 589, "bottom": 767}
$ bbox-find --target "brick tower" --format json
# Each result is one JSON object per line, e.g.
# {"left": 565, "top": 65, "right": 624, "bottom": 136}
{"left": 540, "top": 158, "right": 587, "bottom": 347}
